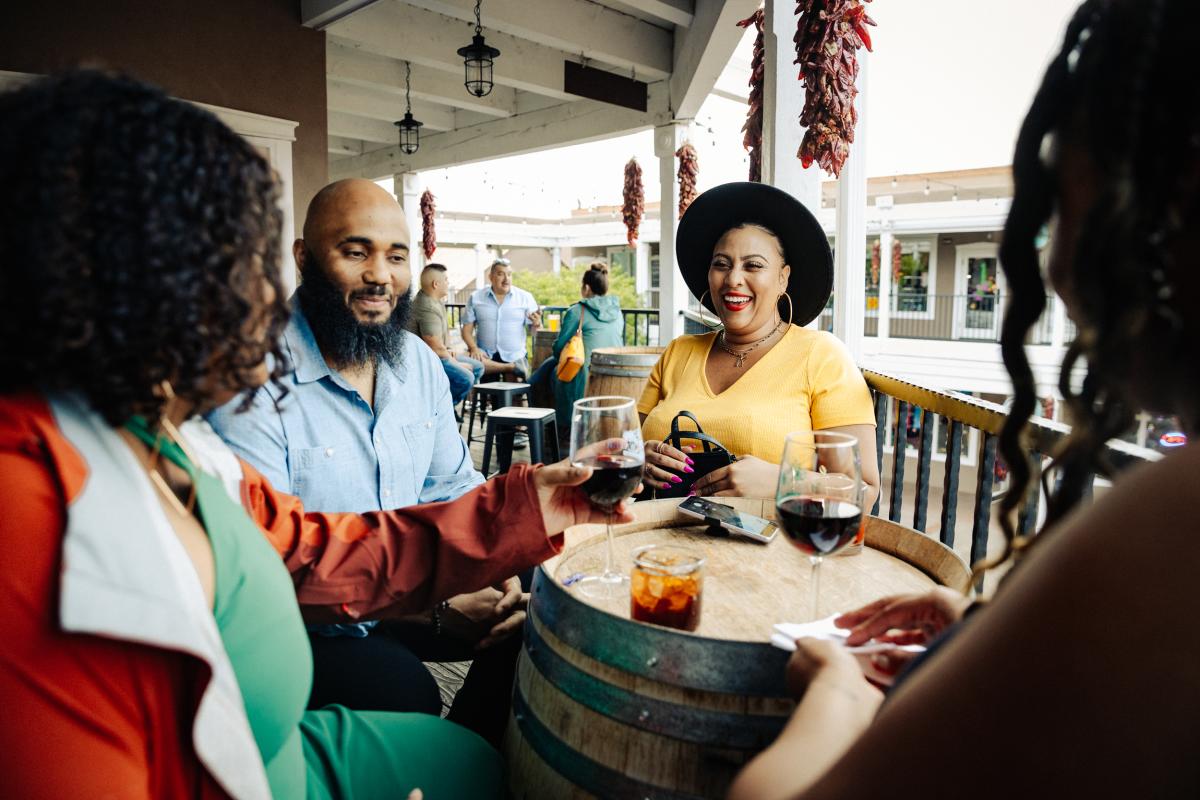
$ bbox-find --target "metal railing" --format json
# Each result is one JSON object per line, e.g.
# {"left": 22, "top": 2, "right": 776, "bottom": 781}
{"left": 865, "top": 370, "right": 1157, "bottom": 587}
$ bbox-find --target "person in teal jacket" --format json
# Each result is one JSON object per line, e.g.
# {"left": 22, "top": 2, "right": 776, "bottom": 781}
{"left": 553, "top": 263, "right": 625, "bottom": 439}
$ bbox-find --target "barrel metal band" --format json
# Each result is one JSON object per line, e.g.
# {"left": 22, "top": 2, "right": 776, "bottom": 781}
{"left": 524, "top": 614, "right": 787, "bottom": 750}
{"left": 532, "top": 567, "right": 789, "bottom": 696}
{"left": 512, "top": 688, "right": 707, "bottom": 800}
{"left": 589, "top": 366, "right": 653, "bottom": 378}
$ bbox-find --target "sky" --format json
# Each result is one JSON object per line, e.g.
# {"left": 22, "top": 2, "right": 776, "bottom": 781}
{"left": 396, "top": 0, "right": 1081, "bottom": 219}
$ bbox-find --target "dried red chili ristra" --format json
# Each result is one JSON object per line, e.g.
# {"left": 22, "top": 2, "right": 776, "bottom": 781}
{"left": 675, "top": 142, "right": 699, "bottom": 217}
{"left": 737, "top": 9, "right": 766, "bottom": 182}
{"left": 420, "top": 189, "right": 437, "bottom": 260}
{"left": 794, "top": 0, "right": 876, "bottom": 177}
{"left": 622, "top": 157, "right": 644, "bottom": 247}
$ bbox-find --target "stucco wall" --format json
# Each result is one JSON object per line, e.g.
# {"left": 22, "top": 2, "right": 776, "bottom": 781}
{"left": 0, "top": 0, "right": 327, "bottom": 226}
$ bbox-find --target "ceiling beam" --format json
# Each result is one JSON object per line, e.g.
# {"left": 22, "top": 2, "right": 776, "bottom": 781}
{"left": 331, "top": 83, "right": 670, "bottom": 178}
{"left": 603, "top": 0, "right": 694, "bottom": 28}
{"left": 328, "top": 135, "right": 366, "bottom": 157}
{"left": 326, "top": 41, "right": 516, "bottom": 117}
{"left": 669, "top": 0, "right": 759, "bottom": 119}
{"left": 300, "top": 0, "right": 379, "bottom": 29}
{"left": 327, "top": 80, "right": 458, "bottom": 129}
{"left": 402, "top": 0, "right": 671, "bottom": 80}
{"left": 327, "top": 111, "right": 405, "bottom": 144}
{"left": 328, "top": 2, "right": 586, "bottom": 100}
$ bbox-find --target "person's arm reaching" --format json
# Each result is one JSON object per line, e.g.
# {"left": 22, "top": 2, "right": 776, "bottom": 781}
{"left": 242, "top": 440, "right": 636, "bottom": 623}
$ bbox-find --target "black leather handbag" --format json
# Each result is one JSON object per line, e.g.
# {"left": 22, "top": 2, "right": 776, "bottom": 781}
{"left": 654, "top": 411, "right": 736, "bottom": 499}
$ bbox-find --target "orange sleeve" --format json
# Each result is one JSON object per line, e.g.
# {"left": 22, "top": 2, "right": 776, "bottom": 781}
{"left": 0, "top": 396, "right": 216, "bottom": 799}
{"left": 241, "top": 460, "right": 564, "bottom": 623}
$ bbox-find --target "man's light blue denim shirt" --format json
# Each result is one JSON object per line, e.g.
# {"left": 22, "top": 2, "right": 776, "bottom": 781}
{"left": 207, "top": 299, "right": 484, "bottom": 635}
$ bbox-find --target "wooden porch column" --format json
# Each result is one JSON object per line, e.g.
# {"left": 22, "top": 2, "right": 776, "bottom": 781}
{"left": 655, "top": 122, "right": 690, "bottom": 343}
{"left": 394, "top": 171, "right": 424, "bottom": 275}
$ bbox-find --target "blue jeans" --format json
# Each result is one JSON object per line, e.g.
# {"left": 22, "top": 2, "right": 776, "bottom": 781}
{"left": 442, "top": 356, "right": 484, "bottom": 406}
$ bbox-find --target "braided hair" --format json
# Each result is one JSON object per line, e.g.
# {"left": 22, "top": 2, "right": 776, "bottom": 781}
{"left": 992, "top": 0, "right": 1196, "bottom": 573}
{"left": 0, "top": 70, "right": 291, "bottom": 425}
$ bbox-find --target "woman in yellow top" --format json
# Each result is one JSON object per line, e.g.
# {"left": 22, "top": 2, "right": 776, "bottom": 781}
{"left": 639, "top": 182, "right": 880, "bottom": 503}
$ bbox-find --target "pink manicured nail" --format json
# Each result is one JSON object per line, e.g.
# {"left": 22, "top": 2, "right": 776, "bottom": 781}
{"left": 669, "top": 475, "right": 683, "bottom": 484}
{"left": 686, "top": 457, "right": 695, "bottom": 466}
{"left": 683, "top": 465, "right": 695, "bottom": 474}
{"left": 687, "top": 489, "right": 697, "bottom": 497}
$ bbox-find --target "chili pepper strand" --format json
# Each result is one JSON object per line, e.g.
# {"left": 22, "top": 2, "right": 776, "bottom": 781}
{"left": 622, "top": 157, "right": 644, "bottom": 247}
{"left": 675, "top": 142, "right": 699, "bottom": 217}
{"left": 737, "top": 9, "right": 766, "bottom": 182}
{"left": 420, "top": 189, "right": 437, "bottom": 260}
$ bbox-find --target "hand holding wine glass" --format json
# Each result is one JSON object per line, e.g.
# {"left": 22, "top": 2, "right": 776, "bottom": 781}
{"left": 569, "top": 396, "right": 645, "bottom": 598}
{"left": 776, "top": 431, "right": 863, "bottom": 620}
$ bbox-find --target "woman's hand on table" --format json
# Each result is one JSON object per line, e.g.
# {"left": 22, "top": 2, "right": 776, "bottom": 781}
{"left": 642, "top": 439, "right": 693, "bottom": 490}
{"left": 785, "top": 637, "right": 882, "bottom": 708}
{"left": 834, "top": 587, "right": 971, "bottom": 648}
{"left": 534, "top": 439, "right": 640, "bottom": 535}
{"left": 691, "top": 455, "right": 777, "bottom": 497}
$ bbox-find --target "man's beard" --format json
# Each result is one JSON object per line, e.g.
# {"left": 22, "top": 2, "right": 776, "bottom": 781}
{"left": 297, "top": 253, "right": 412, "bottom": 370}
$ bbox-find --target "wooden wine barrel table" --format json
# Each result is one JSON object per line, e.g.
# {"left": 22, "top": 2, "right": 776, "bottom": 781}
{"left": 584, "top": 346, "right": 664, "bottom": 402}
{"left": 531, "top": 330, "right": 558, "bottom": 408}
{"left": 505, "top": 498, "right": 969, "bottom": 800}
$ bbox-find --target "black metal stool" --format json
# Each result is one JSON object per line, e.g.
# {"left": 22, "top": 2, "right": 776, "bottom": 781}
{"left": 480, "top": 407, "right": 559, "bottom": 476}
{"left": 465, "top": 381, "right": 531, "bottom": 445}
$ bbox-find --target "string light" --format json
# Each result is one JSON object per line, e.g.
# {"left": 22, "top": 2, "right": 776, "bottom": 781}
{"left": 923, "top": 180, "right": 930, "bottom": 196}
{"left": 891, "top": 176, "right": 898, "bottom": 189}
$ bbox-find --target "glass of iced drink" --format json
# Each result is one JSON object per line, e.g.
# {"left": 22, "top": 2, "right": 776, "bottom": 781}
{"left": 629, "top": 545, "right": 705, "bottom": 632}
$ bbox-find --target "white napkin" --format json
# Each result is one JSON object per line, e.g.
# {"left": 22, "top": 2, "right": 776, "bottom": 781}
{"left": 770, "top": 615, "right": 927, "bottom": 687}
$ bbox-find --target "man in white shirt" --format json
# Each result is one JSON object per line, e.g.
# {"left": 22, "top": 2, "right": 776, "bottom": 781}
{"left": 462, "top": 259, "right": 541, "bottom": 379}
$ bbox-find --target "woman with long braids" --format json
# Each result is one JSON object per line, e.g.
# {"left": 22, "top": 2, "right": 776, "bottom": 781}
{"left": 730, "top": 1, "right": 1200, "bottom": 797}
{"left": 0, "top": 70, "right": 631, "bottom": 799}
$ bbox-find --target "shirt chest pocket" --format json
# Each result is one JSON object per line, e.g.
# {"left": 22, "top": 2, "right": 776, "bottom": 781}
{"left": 289, "top": 442, "right": 358, "bottom": 509}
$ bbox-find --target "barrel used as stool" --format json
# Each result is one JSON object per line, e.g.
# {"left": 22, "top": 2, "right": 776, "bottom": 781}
{"left": 505, "top": 498, "right": 969, "bottom": 800}
{"left": 584, "top": 346, "right": 665, "bottom": 402}
{"left": 531, "top": 330, "right": 558, "bottom": 409}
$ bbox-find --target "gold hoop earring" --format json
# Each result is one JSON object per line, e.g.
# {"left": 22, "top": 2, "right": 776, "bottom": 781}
{"left": 779, "top": 293, "right": 794, "bottom": 327}
{"left": 699, "top": 290, "right": 712, "bottom": 313}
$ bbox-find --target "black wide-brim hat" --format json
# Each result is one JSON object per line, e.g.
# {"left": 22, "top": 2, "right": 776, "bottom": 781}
{"left": 676, "top": 182, "right": 832, "bottom": 327}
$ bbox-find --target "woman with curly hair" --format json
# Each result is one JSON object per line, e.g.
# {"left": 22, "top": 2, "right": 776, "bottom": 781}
{"left": 0, "top": 70, "right": 628, "bottom": 799}
{"left": 729, "top": 1, "right": 1200, "bottom": 797}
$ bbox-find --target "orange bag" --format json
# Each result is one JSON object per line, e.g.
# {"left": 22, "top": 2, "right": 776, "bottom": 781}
{"left": 555, "top": 304, "right": 586, "bottom": 382}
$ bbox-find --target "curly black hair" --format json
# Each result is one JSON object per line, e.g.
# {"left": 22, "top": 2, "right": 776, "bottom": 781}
{"left": 992, "top": 0, "right": 1198, "bottom": 573}
{"left": 0, "top": 69, "right": 291, "bottom": 425}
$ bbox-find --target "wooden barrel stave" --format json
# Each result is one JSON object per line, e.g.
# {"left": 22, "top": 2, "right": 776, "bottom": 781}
{"left": 507, "top": 498, "right": 970, "bottom": 799}
{"left": 584, "top": 346, "right": 665, "bottom": 401}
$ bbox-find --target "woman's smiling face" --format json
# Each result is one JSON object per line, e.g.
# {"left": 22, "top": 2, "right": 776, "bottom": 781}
{"left": 708, "top": 224, "right": 791, "bottom": 335}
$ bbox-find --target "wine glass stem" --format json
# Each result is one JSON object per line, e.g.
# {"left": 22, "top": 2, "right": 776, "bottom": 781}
{"left": 810, "top": 555, "right": 823, "bottom": 621}
{"left": 603, "top": 510, "right": 615, "bottom": 578}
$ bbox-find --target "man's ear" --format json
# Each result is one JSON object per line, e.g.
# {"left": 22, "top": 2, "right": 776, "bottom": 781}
{"left": 293, "top": 239, "right": 307, "bottom": 274}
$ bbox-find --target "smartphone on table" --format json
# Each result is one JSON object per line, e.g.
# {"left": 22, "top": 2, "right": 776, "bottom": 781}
{"left": 677, "top": 496, "right": 779, "bottom": 544}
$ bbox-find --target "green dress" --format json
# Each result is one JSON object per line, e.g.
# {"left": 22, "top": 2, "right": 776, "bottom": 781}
{"left": 552, "top": 295, "right": 624, "bottom": 426}
{"left": 124, "top": 419, "right": 504, "bottom": 799}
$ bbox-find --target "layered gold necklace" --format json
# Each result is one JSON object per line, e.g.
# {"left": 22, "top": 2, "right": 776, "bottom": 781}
{"left": 717, "top": 319, "right": 785, "bottom": 368}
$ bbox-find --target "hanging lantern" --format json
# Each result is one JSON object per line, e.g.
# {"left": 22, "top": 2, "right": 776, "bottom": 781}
{"left": 457, "top": 0, "right": 501, "bottom": 98}
{"left": 394, "top": 61, "right": 423, "bottom": 155}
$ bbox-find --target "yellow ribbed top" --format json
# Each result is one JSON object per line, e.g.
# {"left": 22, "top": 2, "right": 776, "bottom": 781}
{"left": 638, "top": 326, "right": 876, "bottom": 464}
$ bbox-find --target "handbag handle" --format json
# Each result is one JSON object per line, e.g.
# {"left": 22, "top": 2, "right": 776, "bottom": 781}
{"left": 666, "top": 411, "right": 730, "bottom": 456}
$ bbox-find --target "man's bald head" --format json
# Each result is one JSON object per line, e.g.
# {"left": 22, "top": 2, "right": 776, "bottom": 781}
{"left": 301, "top": 178, "right": 408, "bottom": 245}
